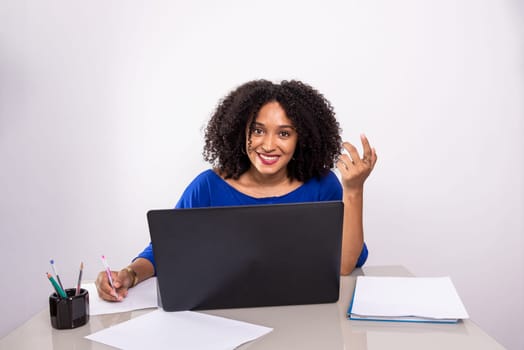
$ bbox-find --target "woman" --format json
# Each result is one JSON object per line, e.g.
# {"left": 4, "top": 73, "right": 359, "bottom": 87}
{"left": 96, "top": 79, "right": 377, "bottom": 301}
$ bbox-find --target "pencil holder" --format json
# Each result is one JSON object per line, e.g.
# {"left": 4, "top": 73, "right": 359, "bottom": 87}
{"left": 49, "top": 288, "right": 89, "bottom": 329}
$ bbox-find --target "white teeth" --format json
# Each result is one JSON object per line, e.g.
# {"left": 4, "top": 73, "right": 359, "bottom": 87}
{"left": 259, "top": 154, "right": 278, "bottom": 161}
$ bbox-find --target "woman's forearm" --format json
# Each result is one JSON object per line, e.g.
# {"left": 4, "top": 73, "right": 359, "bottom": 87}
{"left": 340, "top": 189, "right": 365, "bottom": 275}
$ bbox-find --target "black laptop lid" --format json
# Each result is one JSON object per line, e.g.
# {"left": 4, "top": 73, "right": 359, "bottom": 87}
{"left": 147, "top": 201, "right": 343, "bottom": 311}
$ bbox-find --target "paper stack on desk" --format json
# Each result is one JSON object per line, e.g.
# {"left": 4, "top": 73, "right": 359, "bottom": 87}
{"left": 348, "top": 276, "right": 469, "bottom": 323}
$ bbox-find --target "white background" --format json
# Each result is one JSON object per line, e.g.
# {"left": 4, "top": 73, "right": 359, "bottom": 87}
{"left": 1, "top": 1, "right": 522, "bottom": 349}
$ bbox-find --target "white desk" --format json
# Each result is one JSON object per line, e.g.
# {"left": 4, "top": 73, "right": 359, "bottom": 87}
{"left": 0, "top": 266, "right": 505, "bottom": 349}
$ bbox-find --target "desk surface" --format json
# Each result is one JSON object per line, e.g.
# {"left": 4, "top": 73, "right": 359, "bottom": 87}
{"left": 0, "top": 265, "right": 505, "bottom": 350}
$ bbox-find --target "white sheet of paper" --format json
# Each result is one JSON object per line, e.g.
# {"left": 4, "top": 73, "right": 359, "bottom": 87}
{"left": 85, "top": 309, "right": 273, "bottom": 350}
{"left": 82, "top": 277, "right": 158, "bottom": 315}
{"left": 350, "top": 276, "right": 469, "bottom": 320}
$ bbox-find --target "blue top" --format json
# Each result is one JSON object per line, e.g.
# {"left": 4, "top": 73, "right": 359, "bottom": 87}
{"left": 137, "top": 169, "right": 368, "bottom": 271}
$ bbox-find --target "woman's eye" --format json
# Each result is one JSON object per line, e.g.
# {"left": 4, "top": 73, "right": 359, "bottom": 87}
{"left": 280, "top": 131, "right": 290, "bottom": 137}
{"left": 252, "top": 128, "right": 264, "bottom": 135}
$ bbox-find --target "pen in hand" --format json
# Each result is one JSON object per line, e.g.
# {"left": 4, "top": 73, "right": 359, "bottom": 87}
{"left": 101, "top": 255, "right": 118, "bottom": 299}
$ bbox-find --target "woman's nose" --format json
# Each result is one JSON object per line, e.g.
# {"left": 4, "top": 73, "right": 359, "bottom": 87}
{"left": 261, "top": 135, "right": 276, "bottom": 152}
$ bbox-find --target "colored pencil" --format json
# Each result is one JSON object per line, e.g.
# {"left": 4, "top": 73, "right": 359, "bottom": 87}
{"left": 75, "top": 262, "right": 84, "bottom": 296}
{"left": 47, "top": 272, "right": 67, "bottom": 298}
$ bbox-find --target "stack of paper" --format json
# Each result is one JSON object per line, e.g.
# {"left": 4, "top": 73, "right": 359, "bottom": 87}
{"left": 348, "top": 276, "right": 469, "bottom": 323}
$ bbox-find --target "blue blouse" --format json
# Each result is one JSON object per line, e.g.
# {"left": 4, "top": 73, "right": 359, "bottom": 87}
{"left": 136, "top": 169, "right": 368, "bottom": 270}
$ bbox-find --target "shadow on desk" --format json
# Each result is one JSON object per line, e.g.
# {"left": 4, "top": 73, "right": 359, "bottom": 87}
{"left": 50, "top": 309, "right": 149, "bottom": 350}
{"left": 207, "top": 302, "right": 344, "bottom": 350}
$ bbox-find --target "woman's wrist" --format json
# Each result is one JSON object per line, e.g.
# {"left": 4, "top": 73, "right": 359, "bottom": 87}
{"left": 124, "top": 266, "right": 139, "bottom": 288}
{"left": 343, "top": 187, "right": 364, "bottom": 202}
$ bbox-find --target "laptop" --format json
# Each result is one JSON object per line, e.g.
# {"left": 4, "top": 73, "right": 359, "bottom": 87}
{"left": 147, "top": 201, "right": 343, "bottom": 311}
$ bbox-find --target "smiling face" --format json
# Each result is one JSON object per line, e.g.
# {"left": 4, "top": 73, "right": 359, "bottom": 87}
{"left": 245, "top": 101, "right": 298, "bottom": 179}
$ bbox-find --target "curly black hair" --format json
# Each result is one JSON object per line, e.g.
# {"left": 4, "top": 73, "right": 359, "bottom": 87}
{"left": 203, "top": 79, "right": 342, "bottom": 182}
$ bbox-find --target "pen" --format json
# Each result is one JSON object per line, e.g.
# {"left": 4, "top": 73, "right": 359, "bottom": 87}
{"left": 49, "top": 259, "right": 65, "bottom": 291}
{"left": 101, "top": 255, "right": 118, "bottom": 298}
{"left": 75, "top": 262, "right": 84, "bottom": 296}
{"left": 47, "top": 272, "right": 67, "bottom": 298}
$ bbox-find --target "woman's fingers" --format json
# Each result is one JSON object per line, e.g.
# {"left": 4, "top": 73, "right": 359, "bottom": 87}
{"left": 95, "top": 271, "right": 123, "bottom": 301}
{"left": 341, "top": 141, "right": 361, "bottom": 165}
{"left": 338, "top": 135, "right": 377, "bottom": 189}
{"left": 360, "top": 134, "right": 373, "bottom": 163}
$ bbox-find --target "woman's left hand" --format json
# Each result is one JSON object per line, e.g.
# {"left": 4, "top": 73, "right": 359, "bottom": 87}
{"left": 336, "top": 134, "right": 377, "bottom": 192}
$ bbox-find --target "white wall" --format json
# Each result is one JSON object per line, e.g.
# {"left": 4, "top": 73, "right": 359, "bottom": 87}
{"left": 1, "top": 1, "right": 522, "bottom": 349}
